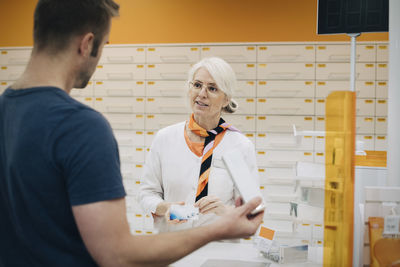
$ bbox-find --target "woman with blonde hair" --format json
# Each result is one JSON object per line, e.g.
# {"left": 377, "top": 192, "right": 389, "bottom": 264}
{"left": 138, "top": 57, "right": 260, "bottom": 232}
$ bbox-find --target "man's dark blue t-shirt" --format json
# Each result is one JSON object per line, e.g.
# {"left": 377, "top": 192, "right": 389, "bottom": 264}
{"left": 0, "top": 87, "right": 126, "bottom": 266}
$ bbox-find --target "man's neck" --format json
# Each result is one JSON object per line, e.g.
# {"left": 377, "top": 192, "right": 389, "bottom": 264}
{"left": 11, "top": 51, "right": 75, "bottom": 94}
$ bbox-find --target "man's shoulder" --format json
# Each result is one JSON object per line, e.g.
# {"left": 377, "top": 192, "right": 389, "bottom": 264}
{"left": 36, "top": 89, "right": 109, "bottom": 133}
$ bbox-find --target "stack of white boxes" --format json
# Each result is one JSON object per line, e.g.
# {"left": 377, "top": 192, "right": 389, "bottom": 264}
{"left": 0, "top": 42, "right": 389, "bottom": 241}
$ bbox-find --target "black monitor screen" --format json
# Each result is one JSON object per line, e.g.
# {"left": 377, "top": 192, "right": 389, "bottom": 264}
{"left": 317, "top": 0, "right": 388, "bottom": 34}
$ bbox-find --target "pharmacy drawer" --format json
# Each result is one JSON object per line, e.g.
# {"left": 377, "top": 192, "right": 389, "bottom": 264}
{"left": 262, "top": 184, "right": 296, "bottom": 196}
{"left": 145, "top": 114, "right": 188, "bottom": 130}
{"left": 356, "top": 117, "right": 375, "bottom": 134}
{"left": 264, "top": 202, "right": 291, "bottom": 217}
{"left": 256, "top": 115, "right": 314, "bottom": 132}
{"left": 0, "top": 65, "right": 25, "bottom": 80}
{"left": 376, "top": 44, "right": 389, "bottom": 62}
{"left": 314, "top": 136, "right": 325, "bottom": 151}
{"left": 356, "top": 135, "right": 375, "bottom": 151}
{"left": 257, "top": 169, "right": 268, "bottom": 185}
{"left": 375, "top": 135, "right": 387, "bottom": 151}
{"left": 315, "top": 81, "right": 375, "bottom": 98}
{"left": 243, "top": 133, "right": 256, "bottom": 145}
{"left": 121, "top": 163, "right": 144, "bottom": 180}
{"left": 256, "top": 150, "right": 314, "bottom": 167}
{"left": 100, "top": 46, "right": 145, "bottom": 64}
{"left": 257, "top": 98, "right": 314, "bottom": 115}
{"left": 94, "top": 81, "right": 145, "bottom": 97}
{"left": 126, "top": 211, "right": 144, "bottom": 228}
{"left": 146, "top": 63, "right": 190, "bottom": 80}
{"left": 294, "top": 223, "right": 312, "bottom": 241}
{"left": 124, "top": 179, "right": 141, "bottom": 197}
{"left": 200, "top": 45, "right": 256, "bottom": 62}
{"left": 315, "top": 117, "right": 325, "bottom": 131}
{"left": 257, "top": 80, "right": 314, "bottom": 98}
{"left": 256, "top": 133, "right": 314, "bottom": 150}
{"left": 258, "top": 63, "right": 314, "bottom": 80}
{"left": 145, "top": 80, "right": 187, "bottom": 97}
{"left": 234, "top": 98, "right": 256, "bottom": 115}
{"left": 234, "top": 81, "right": 256, "bottom": 98}
{"left": 376, "top": 81, "right": 388, "bottom": 98}
{"left": 375, "top": 99, "right": 387, "bottom": 116}
{"left": 93, "top": 64, "right": 145, "bottom": 80}
{"left": 316, "top": 63, "right": 375, "bottom": 80}
{"left": 146, "top": 46, "right": 200, "bottom": 63}
{"left": 70, "top": 81, "right": 94, "bottom": 97}
{"left": 114, "top": 130, "right": 145, "bottom": 147}
{"left": 145, "top": 97, "right": 188, "bottom": 114}
{"left": 258, "top": 168, "right": 294, "bottom": 185}
{"left": 73, "top": 97, "right": 94, "bottom": 108}
{"left": 314, "top": 151, "right": 325, "bottom": 163}
{"left": 376, "top": 63, "right": 388, "bottom": 80}
{"left": 103, "top": 114, "right": 145, "bottom": 130}
{"left": 0, "top": 48, "right": 31, "bottom": 65}
{"left": 142, "top": 146, "right": 150, "bottom": 163}
{"left": 119, "top": 146, "right": 145, "bottom": 163}
{"left": 311, "top": 225, "right": 325, "bottom": 244}
{"left": 316, "top": 44, "right": 375, "bottom": 62}
{"left": 297, "top": 204, "right": 324, "bottom": 223}
{"left": 263, "top": 220, "right": 294, "bottom": 234}
{"left": 145, "top": 131, "right": 157, "bottom": 147}
{"left": 315, "top": 98, "right": 326, "bottom": 116}
{"left": 315, "top": 98, "right": 375, "bottom": 116}
{"left": 0, "top": 81, "right": 10, "bottom": 93}
{"left": 94, "top": 97, "right": 145, "bottom": 113}
{"left": 356, "top": 99, "right": 375, "bottom": 116}
{"left": 260, "top": 167, "right": 296, "bottom": 180}
{"left": 223, "top": 115, "right": 256, "bottom": 132}
{"left": 230, "top": 63, "right": 256, "bottom": 80}
{"left": 375, "top": 117, "right": 387, "bottom": 135}
{"left": 258, "top": 45, "right": 315, "bottom": 62}
{"left": 312, "top": 225, "right": 324, "bottom": 244}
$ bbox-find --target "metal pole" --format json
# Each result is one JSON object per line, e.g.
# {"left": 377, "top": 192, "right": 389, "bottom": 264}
{"left": 348, "top": 32, "right": 360, "bottom": 267}
{"left": 348, "top": 33, "right": 361, "bottom": 92}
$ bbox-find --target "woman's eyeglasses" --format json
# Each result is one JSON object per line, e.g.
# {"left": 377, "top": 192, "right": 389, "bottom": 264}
{"left": 189, "top": 81, "right": 219, "bottom": 94}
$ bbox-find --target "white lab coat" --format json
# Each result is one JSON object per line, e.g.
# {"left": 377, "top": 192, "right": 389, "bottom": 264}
{"left": 138, "top": 121, "right": 260, "bottom": 233}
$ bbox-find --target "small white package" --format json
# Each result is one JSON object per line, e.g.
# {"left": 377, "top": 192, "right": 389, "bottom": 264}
{"left": 169, "top": 205, "right": 199, "bottom": 221}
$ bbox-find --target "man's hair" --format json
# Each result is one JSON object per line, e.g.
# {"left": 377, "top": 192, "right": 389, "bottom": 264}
{"left": 33, "top": 0, "right": 119, "bottom": 56}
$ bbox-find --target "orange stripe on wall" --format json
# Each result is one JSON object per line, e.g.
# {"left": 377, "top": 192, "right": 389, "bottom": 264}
{"left": 0, "top": 0, "right": 37, "bottom": 47}
{"left": 0, "top": 0, "right": 388, "bottom": 47}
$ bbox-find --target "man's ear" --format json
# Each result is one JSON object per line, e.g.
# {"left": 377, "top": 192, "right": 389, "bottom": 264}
{"left": 78, "top": 32, "right": 94, "bottom": 57}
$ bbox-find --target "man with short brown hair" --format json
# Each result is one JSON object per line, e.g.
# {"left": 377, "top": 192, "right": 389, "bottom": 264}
{"left": 0, "top": 1, "right": 263, "bottom": 266}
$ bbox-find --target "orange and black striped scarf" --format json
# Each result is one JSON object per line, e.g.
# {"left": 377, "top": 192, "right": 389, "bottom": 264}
{"left": 188, "top": 114, "right": 239, "bottom": 201}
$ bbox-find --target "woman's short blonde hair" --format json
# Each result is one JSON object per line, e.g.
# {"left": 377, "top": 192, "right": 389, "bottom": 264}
{"left": 187, "top": 57, "right": 239, "bottom": 113}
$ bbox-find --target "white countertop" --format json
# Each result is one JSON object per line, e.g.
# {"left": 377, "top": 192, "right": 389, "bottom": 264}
{"left": 170, "top": 242, "right": 322, "bottom": 267}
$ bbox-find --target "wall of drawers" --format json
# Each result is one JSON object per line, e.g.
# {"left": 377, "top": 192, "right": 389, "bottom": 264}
{"left": 0, "top": 42, "right": 389, "bottom": 242}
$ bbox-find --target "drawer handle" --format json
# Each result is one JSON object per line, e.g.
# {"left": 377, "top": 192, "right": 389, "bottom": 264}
{"left": 107, "top": 73, "right": 133, "bottom": 80}
{"left": 160, "top": 56, "right": 189, "bottom": 63}
{"left": 107, "top": 89, "right": 133, "bottom": 96}
{"left": 107, "top": 56, "right": 133, "bottom": 63}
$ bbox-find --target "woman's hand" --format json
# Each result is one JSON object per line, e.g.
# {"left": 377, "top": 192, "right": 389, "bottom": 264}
{"left": 154, "top": 201, "right": 187, "bottom": 224}
{"left": 194, "top": 195, "right": 232, "bottom": 216}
